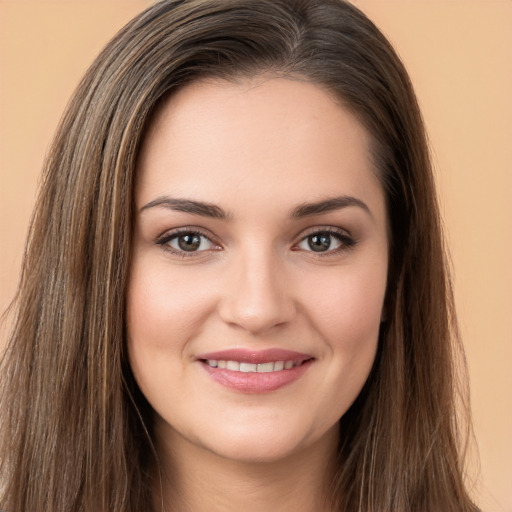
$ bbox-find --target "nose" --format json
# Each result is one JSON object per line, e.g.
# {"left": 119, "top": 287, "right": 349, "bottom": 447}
{"left": 218, "top": 247, "right": 296, "bottom": 335}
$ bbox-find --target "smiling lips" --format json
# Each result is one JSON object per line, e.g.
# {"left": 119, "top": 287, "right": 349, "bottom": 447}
{"left": 206, "top": 359, "right": 297, "bottom": 372}
{"left": 197, "top": 349, "right": 314, "bottom": 393}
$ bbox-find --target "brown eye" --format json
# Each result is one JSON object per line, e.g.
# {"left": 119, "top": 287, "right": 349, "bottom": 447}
{"left": 296, "top": 230, "right": 355, "bottom": 254}
{"left": 177, "top": 233, "right": 201, "bottom": 251}
{"left": 163, "top": 231, "right": 216, "bottom": 253}
{"left": 307, "top": 233, "right": 333, "bottom": 252}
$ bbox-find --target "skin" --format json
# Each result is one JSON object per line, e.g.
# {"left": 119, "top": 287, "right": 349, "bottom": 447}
{"left": 127, "top": 77, "right": 389, "bottom": 511}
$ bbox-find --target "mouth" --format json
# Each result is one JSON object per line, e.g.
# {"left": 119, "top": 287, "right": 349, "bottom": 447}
{"left": 201, "top": 359, "right": 306, "bottom": 373}
{"left": 196, "top": 349, "right": 314, "bottom": 393}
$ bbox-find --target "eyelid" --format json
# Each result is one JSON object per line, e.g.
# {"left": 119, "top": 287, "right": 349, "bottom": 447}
{"left": 156, "top": 226, "right": 222, "bottom": 256}
{"left": 292, "top": 226, "right": 357, "bottom": 254}
{"left": 154, "top": 225, "right": 356, "bottom": 258}
{"left": 297, "top": 225, "right": 352, "bottom": 239}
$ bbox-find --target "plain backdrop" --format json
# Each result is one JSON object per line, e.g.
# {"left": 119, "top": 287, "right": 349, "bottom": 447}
{"left": 0, "top": 1, "right": 511, "bottom": 510}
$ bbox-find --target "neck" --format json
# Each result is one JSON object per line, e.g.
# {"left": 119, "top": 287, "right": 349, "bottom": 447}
{"left": 153, "top": 425, "right": 339, "bottom": 512}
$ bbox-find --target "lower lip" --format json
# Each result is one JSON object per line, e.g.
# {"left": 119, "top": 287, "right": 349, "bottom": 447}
{"left": 199, "top": 360, "right": 313, "bottom": 393}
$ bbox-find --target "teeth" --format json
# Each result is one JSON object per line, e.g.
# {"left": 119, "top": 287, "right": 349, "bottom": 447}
{"left": 274, "top": 361, "right": 284, "bottom": 371}
{"left": 257, "top": 362, "right": 274, "bottom": 373}
{"left": 240, "top": 362, "right": 257, "bottom": 372}
{"left": 205, "top": 359, "right": 300, "bottom": 373}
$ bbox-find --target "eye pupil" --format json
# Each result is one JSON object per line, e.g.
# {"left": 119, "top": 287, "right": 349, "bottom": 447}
{"left": 178, "top": 233, "right": 201, "bottom": 251}
{"left": 308, "top": 233, "right": 331, "bottom": 252}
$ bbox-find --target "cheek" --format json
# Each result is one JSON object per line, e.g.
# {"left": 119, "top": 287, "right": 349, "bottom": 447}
{"left": 298, "top": 263, "right": 386, "bottom": 414}
{"left": 303, "top": 265, "right": 387, "bottom": 343}
{"left": 125, "top": 258, "right": 217, "bottom": 392}
{"left": 127, "top": 260, "right": 213, "bottom": 346}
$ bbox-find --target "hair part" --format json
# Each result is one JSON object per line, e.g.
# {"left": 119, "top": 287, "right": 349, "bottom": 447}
{"left": 1, "top": 1, "right": 479, "bottom": 510}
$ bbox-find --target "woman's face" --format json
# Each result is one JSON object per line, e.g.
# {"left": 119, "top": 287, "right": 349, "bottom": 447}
{"left": 127, "top": 77, "right": 388, "bottom": 464}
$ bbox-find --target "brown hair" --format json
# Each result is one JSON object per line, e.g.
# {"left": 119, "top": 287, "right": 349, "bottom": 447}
{"left": 0, "top": 0, "right": 479, "bottom": 510}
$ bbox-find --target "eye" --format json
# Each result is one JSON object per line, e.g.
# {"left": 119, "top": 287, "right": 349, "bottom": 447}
{"left": 296, "top": 230, "right": 355, "bottom": 253}
{"left": 157, "top": 230, "right": 219, "bottom": 254}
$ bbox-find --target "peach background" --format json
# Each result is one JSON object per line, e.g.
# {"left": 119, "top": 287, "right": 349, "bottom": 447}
{"left": 0, "top": 1, "right": 510, "bottom": 510}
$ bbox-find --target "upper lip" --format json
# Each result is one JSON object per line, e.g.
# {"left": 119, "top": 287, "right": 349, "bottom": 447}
{"left": 196, "top": 348, "right": 314, "bottom": 365}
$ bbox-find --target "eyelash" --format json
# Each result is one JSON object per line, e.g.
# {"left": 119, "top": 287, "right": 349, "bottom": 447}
{"left": 156, "top": 228, "right": 220, "bottom": 258}
{"left": 295, "top": 227, "right": 357, "bottom": 256}
{"left": 155, "top": 226, "right": 357, "bottom": 258}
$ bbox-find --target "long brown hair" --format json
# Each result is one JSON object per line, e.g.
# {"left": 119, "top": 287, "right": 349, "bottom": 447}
{"left": 1, "top": 0, "right": 479, "bottom": 510}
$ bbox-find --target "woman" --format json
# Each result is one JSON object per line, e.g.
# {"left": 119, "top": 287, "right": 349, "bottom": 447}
{"left": 0, "top": 0, "right": 480, "bottom": 510}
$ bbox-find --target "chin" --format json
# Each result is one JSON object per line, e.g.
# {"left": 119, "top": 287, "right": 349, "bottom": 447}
{"left": 204, "top": 438, "right": 308, "bottom": 465}
{"left": 185, "top": 417, "right": 339, "bottom": 465}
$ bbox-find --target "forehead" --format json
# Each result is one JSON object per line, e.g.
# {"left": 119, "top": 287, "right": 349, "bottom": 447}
{"left": 135, "top": 77, "right": 384, "bottom": 220}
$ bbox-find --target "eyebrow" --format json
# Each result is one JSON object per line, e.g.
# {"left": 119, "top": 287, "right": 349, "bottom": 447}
{"left": 140, "top": 194, "right": 371, "bottom": 220}
{"left": 291, "top": 195, "right": 372, "bottom": 219}
{"left": 140, "top": 197, "right": 229, "bottom": 219}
